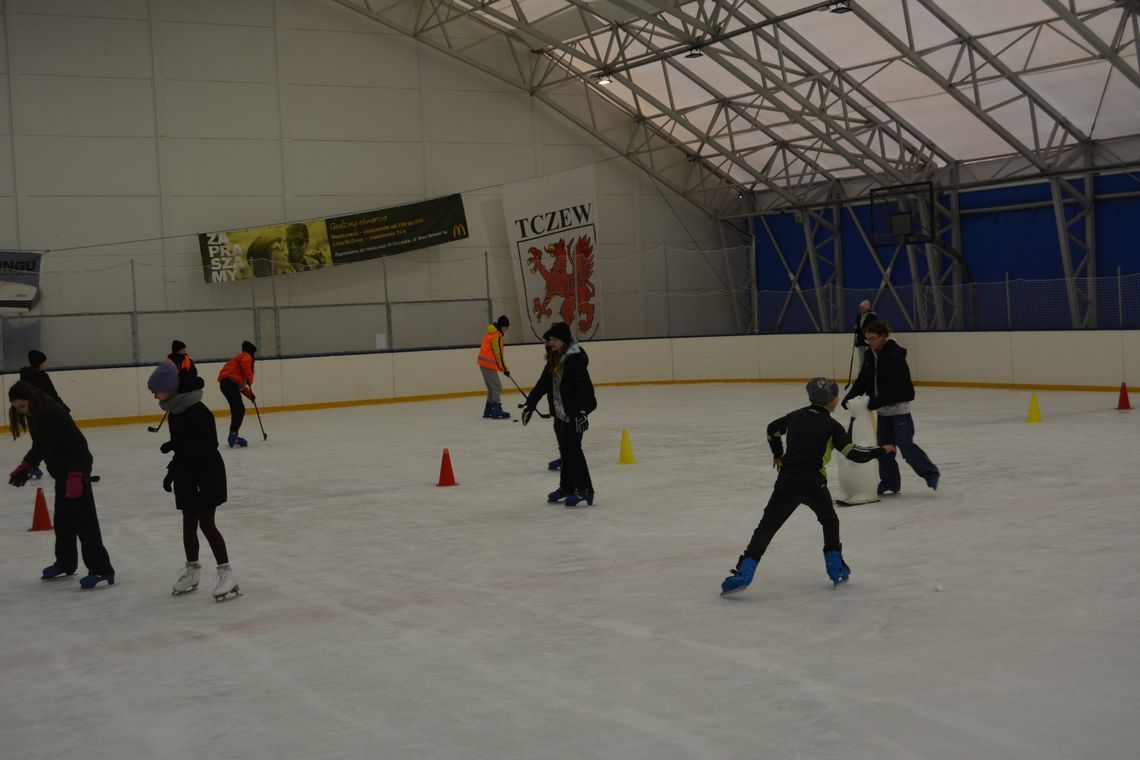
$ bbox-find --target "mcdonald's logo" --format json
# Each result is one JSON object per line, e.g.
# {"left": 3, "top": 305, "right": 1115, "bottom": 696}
{"left": 452, "top": 223, "right": 468, "bottom": 238}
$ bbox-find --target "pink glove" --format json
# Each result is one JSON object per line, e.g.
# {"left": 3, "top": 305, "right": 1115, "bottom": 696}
{"left": 8, "top": 461, "right": 33, "bottom": 487}
{"left": 65, "top": 471, "right": 84, "bottom": 499}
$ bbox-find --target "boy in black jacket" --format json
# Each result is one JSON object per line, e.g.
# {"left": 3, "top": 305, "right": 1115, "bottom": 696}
{"left": 842, "top": 320, "right": 940, "bottom": 495}
{"left": 148, "top": 360, "right": 240, "bottom": 601}
{"left": 721, "top": 378, "right": 894, "bottom": 596}
{"left": 522, "top": 322, "right": 597, "bottom": 506}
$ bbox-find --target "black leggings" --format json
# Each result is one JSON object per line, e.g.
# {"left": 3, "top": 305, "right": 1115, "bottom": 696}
{"left": 744, "top": 471, "right": 841, "bottom": 560}
{"left": 182, "top": 505, "right": 228, "bottom": 564}
{"left": 53, "top": 477, "right": 114, "bottom": 575}
{"left": 554, "top": 418, "right": 592, "bottom": 494}
{"left": 219, "top": 379, "right": 245, "bottom": 434}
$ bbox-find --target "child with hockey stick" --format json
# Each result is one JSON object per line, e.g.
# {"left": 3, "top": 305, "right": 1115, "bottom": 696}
{"left": 149, "top": 360, "right": 239, "bottom": 600}
{"left": 720, "top": 378, "right": 895, "bottom": 596}
{"left": 217, "top": 340, "right": 257, "bottom": 447}
{"left": 521, "top": 321, "right": 597, "bottom": 506}
{"left": 8, "top": 381, "right": 116, "bottom": 589}
{"left": 476, "top": 315, "right": 512, "bottom": 419}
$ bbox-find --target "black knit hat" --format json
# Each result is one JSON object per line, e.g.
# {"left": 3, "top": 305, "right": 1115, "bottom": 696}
{"left": 495, "top": 315, "right": 510, "bottom": 329}
{"left": 171, "top": 340, "right": 186, "bottom": 354}
{"left": 547, "top": 322, "right": 572, "bottom": 344}
{"left": 27, "top": 350, "right": 46, "bottom": 367}
{"left": 806, "top": 377, "right": 839, "bottom": 406}
{"left": 242, "top": 341, "right": 257, "bottom": 355}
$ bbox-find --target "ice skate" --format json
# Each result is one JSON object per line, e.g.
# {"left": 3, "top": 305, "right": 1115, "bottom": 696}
{"left": 30, "top": 467, "right": 43, "bottom": 479}
{"left": 547, "top": 458, "right": 562, "bottom": 471}
{"left": 876, "top": 482, "right": 899, "bottom": 496}
{"left": 213, "top": 563, "right": 241, "bottom": 602}
{"left": 172, "top": 561, "right": 201, "bottom": 596}
{"left": 720, "top": 557, "right": 757, "bottom": 597}
{"left": 824, "top": 550, "right": 851, "bottom": 587}
{"left": 563, "top": 490, "right": 595, "bottom": 507}
{"left": 490, "top": 402, "right": 511, "bottom": 419}
{"left": 227, "top": 431, "right": 248, "bottom": 448}
{"left": 482, "top": 403, "right": 494, "bottom": 419}
{"left": 41, "top": 564, "right": 75, "bottom": 580}
{"left": 79, "top": 573, "right": 115, "bottom": 590}
{"left": 547, "top": 488, "right": 569, "bottom": 503}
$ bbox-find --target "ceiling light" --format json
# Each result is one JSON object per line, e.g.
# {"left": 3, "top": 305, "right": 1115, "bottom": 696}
{"left": 828, "top": 0, "right": 852, "bottom": 13}
{"left": 685, "top": 47, "right": 704, "bottom": 59}
{"left": 596, "top": 73, "right": 612, "bottom": 86}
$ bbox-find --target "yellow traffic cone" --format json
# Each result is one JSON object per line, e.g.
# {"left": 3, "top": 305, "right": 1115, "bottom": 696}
{"left": 618, "top": 429, "right": 638, "bottom": 464}
{"left": 1026, "top": 392, "right": 1043, "bottom": 423}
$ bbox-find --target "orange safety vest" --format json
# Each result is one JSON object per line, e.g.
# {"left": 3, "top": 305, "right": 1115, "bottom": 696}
{"left": 476, "top": 326, "right": 507, "bottom": 372}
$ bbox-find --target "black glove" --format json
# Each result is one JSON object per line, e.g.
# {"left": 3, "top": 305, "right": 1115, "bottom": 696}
{"left": 8, "top": 461, "right": 33, "bottom": 487}
{"left": 160, "top": 440, "right": 175, "bottom": 454}
{"left": 575, "top": 411, "right": 589, "bottom": 433}
{"left": 504, "top": 370, "right": 511, "bottom": 378}
{"left": 162, "top": 471, "right": 174, "bottom": 493}
{"left": 866, "top": 397, "right": 880, "bottom": 411}
{"left": 841, "top": 396, "right": 850, "bottom": 410}
{"left": 521, "top": 407, "right": 534, "bottom": 426}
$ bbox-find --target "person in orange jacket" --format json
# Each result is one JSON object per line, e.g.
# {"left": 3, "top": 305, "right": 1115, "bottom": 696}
{"left": 217, "top": 341, "right": 257, "bottom": 447}
{"left": 476, "top": 315, "right": 511, "bottom": 419}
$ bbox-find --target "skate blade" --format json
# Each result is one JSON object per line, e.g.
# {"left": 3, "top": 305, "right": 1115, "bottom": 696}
{"left": 172, "top": 585, "right": 199, "bottom": 596}
{"left": 213, "top": 587, "right": 242, "bottom": 602}
{"left": 41, "top": 574, "right": 76, "bottom": 581}
{"left": 832, "top": 578, "right": 850, "bottom": 588}
{"left": 720, "top": 584, "right": 750, "bottom": 598}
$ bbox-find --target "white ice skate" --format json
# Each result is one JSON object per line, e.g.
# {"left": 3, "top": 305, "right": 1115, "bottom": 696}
{"left": 213, "top": 563, "right": 241, "bottom": 602}
{"left": 172, "top": 561, "right": 201, "bottom": 596}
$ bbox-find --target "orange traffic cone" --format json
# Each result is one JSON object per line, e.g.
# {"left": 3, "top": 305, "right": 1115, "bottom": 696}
{"left": 1117, "top": 383, "right": 1132, "bottom": 411}
{"left": 437, "top": 448, "right": 458, "bottom": 487}
{"left": 28, "top": 487, "right": 52, "bottom": 532}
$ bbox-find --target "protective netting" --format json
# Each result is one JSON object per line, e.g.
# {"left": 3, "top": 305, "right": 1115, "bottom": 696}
{"left": 0, "top": 254, "right": 1134, "bottom": 371}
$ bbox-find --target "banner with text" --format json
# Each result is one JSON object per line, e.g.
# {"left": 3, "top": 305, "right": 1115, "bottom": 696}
{"left": 198, "top": 194, "right": 469, "bottom": 283}
{"left": 502, "top": 166, "right": 600, "bottom": 341}
{"left": 0, "top": 250, "right": 42, "bottom": 310}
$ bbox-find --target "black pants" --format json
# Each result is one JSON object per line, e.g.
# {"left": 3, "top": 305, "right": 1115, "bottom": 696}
{"left": 744, "top": 471, "right": 841, "bottom": 560}
{"left": 219, "top": 379, "right": 245, "bottom": 434}
{"left": 53, "top": 476, "right": 114, "bottom": 576}
{"left": 554, "top": 418, "right": 592, "bottom": 494}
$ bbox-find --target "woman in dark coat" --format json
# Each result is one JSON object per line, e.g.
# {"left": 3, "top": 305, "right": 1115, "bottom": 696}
{"left": 8, "top": 380, "right": 115, "bottom": 588}
{"left": 522, "top": 322, "right": 598, "bottom": 506}
{"left": 148, "top": 360, "right": 239, "bottom": 600}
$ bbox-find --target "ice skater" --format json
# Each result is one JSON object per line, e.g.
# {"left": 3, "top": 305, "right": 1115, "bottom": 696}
{"left": 8, "top": 381, "right": 116, "bottom": 589}
{"left": 217, "top": 340, "right": 257, "bottom": 447}
{"left": 720, "top": 378, "right": 894, "bottom": 596}
{"left": 148, "top": 360, "right": 239, "bottom": 601}
{"left": 842, "top": 320, "right": 940, "bottom": 494}
{"left": 521, "top": 322, "right": 596, "bottom": 506}
{"left": 477, "top": 315, "right": 512, "bottom": 419}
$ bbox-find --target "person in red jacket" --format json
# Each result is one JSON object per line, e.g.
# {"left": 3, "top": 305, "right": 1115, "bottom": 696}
{"left": 217, "top": 341, "right": 257, "bottom": 448}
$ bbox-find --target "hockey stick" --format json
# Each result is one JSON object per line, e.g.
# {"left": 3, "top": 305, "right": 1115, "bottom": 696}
{"left": 250, "top": 397, "right": 267, "bottom": 440}
{"left": 506, "top": 374, "right": 551, "bottom": 419}
{"left": 147, "top": 412, "right": 168, "bottom": 433}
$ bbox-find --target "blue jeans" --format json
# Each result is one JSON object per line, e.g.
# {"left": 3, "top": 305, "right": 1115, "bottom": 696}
{"left": 875, "top": 413, "right": 939, "bottom": 491}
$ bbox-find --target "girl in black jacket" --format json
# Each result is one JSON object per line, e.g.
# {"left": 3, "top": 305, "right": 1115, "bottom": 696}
{"left": 522, "top": 322, "right": 597, "bottom": 506}
{"left": 148, "top": 360, "right": 239, "bottom": 600}
{"left": 8, "top": 381, "right": 115, "bottom": 588}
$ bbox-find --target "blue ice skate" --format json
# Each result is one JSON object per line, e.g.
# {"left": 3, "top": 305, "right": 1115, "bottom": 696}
{"left": 489, "top": 403, "right": 511, "bottom": 419}
{"left": 482, "top": 403, "right": 495, "bottom": 419}
{"left": 30, "top": 468, "right": 43, "bottom": 479}
{"left": 563, "top": 490, "right": 594, "bottom": 507}
{"left": 41, "top": 565, "right": 75, "bottom": 580}
{"left": 876, "top": 482, "right": 899, "bottom": 496}
{"left": 926, "top": 474, "right": 940, "bottom": 491}
{"left": 547, "top": 488, "right": 569, "bottom": 503}
{"left": 720, "top": 557, "right": 757, "bottom": 597}
{"left": 548, "top": 458, "right": 562, "bottom": 471}
{"left": 824, "top": 550, "right": 850, "bottom": 587}
{"left": 79, "top": 573, "right": 115, "bottom": 590}
{"left": 227, "top": 431, "right": 248, "bottom": 448}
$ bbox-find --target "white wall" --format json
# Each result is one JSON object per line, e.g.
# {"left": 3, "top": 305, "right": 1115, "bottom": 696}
{"left": 11, "top": 330, "right": 1135, "bottom": 424}
{"left": 0, "top": 0, "right": 748, "bottom": 363}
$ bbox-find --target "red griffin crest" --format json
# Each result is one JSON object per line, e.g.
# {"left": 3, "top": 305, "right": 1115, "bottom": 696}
{"left": 527, "top": 236, "right": 596, "bottom": 333}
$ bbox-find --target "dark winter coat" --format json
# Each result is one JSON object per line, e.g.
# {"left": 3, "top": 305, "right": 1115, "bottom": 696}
{"left": 22, "top": 406, "right": 93, "bottom": 481}
{"left": 18, "top": 366, "right": 68, "bottom": 410}
{"left": 847, "top": 339, "right": 915, "bottom": 410}
{"left": 166, "top": 402, "right": 227, "bottom": 511}
{"left": 525, "top": 343, "right": 597, "bottom": 421}
{"left": 853, "top": 310, "right": 877, "bottom": 347}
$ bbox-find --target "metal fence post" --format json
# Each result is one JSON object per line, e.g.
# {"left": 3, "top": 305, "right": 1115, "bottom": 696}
{"left": 383, "top": 256, "right": 393, "bottom": 351}
{"left": 1119, "top": 266, "right": 1124, "bottom": 330}
{"left": 1005, "top": 272, "right": 1012, "bottom": 330}
{"left": 130, "top": 259, "right": 140, "bottom": 364}
{"left": 664, "top": 245, "right": 673, "bottom": 337}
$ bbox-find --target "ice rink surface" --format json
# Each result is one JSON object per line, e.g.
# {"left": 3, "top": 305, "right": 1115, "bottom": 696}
{"left": 1, "top": 382, "right": 1137, "bottom": 760}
